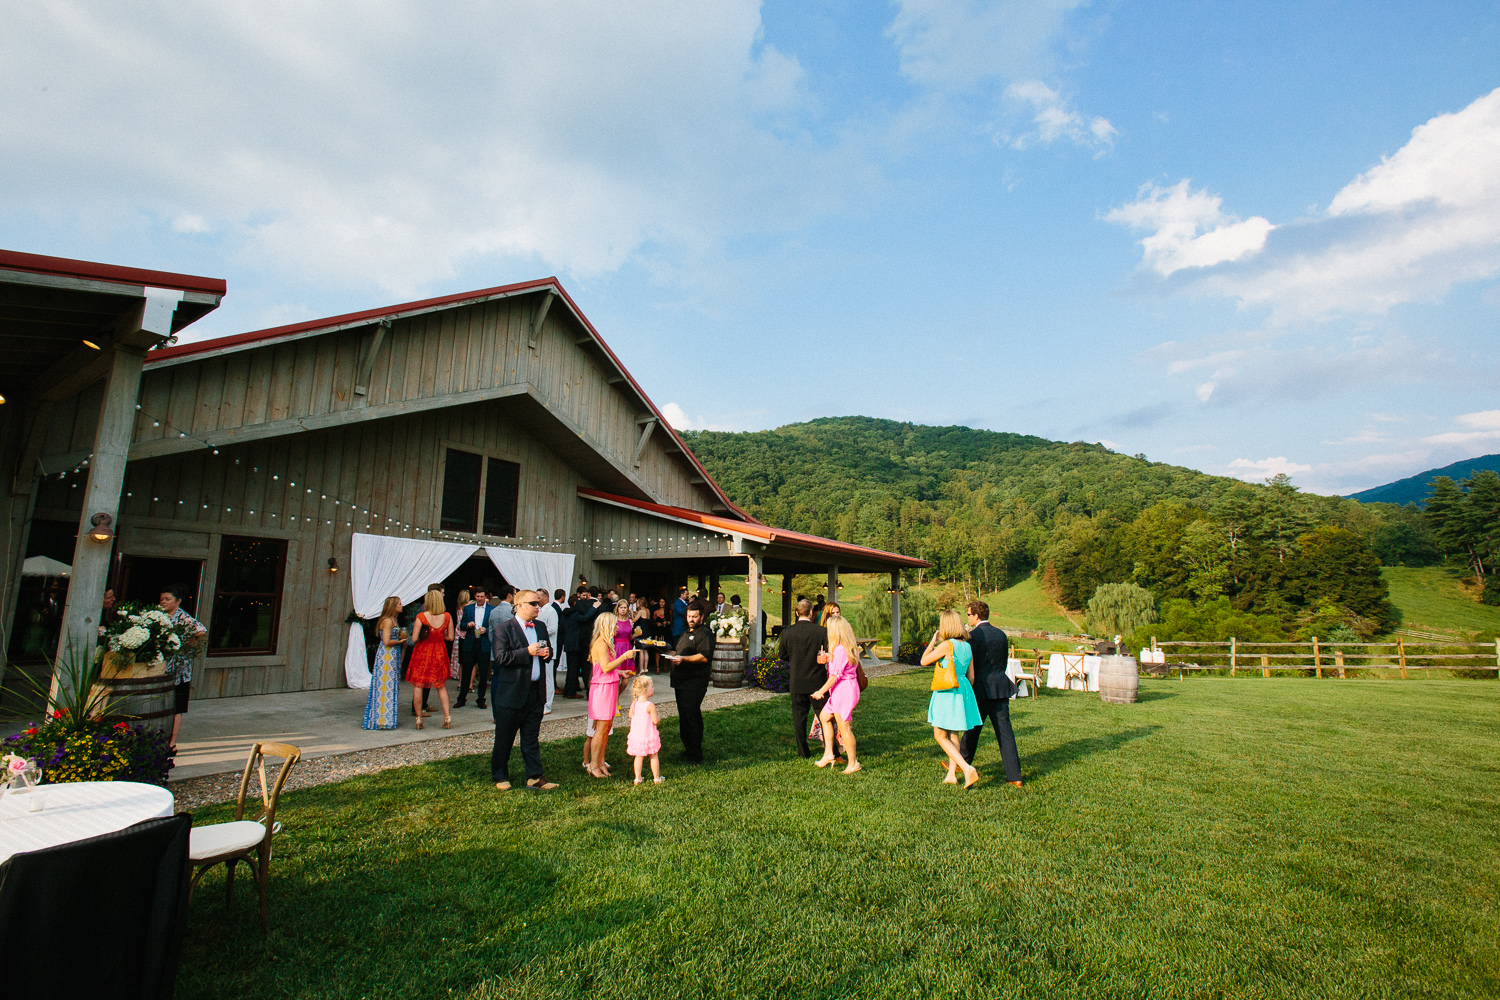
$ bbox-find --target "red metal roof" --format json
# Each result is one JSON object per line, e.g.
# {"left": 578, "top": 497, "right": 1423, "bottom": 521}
{"left": 578, "top": 487, "right": 929, "bottom": 568}
{"left": 0, "top": 249, "right": 226, "bottom": 295}
{"left": 142, "top": 276, "right": 757, "bottom": 522}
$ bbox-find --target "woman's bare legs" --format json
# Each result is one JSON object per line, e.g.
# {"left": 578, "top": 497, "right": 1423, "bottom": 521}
{"left": 934, "top": 726, "right": 974, "bottom": 784}
{"left": 815, "top": 709, "right": 837, "bottom": 765}
{"left": 836, "top": 717, "right": 859, "bottom": 772}
{"left": 591, "top": 719, "right": 613, "bottom": 775}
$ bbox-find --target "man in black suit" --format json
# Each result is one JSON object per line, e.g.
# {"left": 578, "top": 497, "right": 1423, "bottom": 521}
{"left": 960, "top": 600, "right": 1023, "bottom": 786}
{"left": 454, "top": 588, "right": 489, "bottom": 709}
{"left": 781, "top": 599, "right": 830, "bottom": 759}
{"left": 664, "top": 601, "right": 714, "bottom": 764}
{"left": 489, "top": 590, "right": 558, "bottom": 791}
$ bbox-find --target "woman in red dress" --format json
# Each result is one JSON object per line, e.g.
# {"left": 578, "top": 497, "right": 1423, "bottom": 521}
{"left": 407, "top": 589, "right": 455, "bottom": 729}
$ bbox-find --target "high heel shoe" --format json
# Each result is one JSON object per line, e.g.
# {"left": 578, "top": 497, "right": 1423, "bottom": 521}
{"left": 415, "top": 714, "right": 424, "bottom": 730}
{"left": 442, "top": 715, "right": 452, "bottom": 729}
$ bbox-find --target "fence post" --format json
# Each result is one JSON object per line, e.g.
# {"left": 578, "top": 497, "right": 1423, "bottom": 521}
{"left": 1230, "top": 636, "right": 1237, "bottom": 677}
{"left": 1494, "top": 638, "right": 1499, "bottom": 678}
{"left": 1313, "top": 636, "right": 1321, "bottom": 679}
{"left": 1335, "top": 649, "right": 1345, "bottom": 679}
{"left": 1261, "top": 654, "right": 1270, "bottom": 678}
{"left": 1398, "top": 638, "right": 1407, "bottom": 680}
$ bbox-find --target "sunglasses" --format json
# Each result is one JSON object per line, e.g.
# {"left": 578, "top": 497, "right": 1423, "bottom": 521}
{"left": 522, "top": 600, "right": 541, "bottom": 607}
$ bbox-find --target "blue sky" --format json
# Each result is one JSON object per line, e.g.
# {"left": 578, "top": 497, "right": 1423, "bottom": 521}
{"left": 4, "top": 1, "right": 1499, "bottom": 494}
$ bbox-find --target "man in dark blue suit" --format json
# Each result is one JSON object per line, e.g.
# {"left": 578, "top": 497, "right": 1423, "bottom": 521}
{"left": 454, "top": 588, "right": 490, "bottom": 709}
{"left": 960, "top": 600, "right": 1024, "bottom": 786}
{"left": 489, "top": 590, "right": 557, "bottom": 791}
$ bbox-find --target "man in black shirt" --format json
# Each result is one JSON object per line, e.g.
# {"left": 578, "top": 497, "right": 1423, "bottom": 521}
{"left": 780, "top": 599, "right": 829, "bottom": 758}
{"left": 666, "top": 601, "right": 715, "bottom": 763}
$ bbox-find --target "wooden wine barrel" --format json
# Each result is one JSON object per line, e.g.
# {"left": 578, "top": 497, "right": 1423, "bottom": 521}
{"left": 1098, "top": 655, "right": 1139, "bottom": 705}
{"left": 710, "top": 640, "right": 746, "bottom": 688}
{"left": 92, "top": 653, "right": 176, "bottom": 735}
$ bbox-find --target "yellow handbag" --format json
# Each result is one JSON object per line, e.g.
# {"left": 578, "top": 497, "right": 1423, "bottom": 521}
{"left": 930, "top": 649, "right": 959, "bottom": 691}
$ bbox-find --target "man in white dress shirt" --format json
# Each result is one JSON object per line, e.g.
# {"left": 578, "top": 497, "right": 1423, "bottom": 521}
{"left": 535, "top": 583, "right": 561, "bottom": 715}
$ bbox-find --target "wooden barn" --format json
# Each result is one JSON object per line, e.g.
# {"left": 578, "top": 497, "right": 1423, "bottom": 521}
{"left": 1, "top": 250, "right": 925, "bottom": 700}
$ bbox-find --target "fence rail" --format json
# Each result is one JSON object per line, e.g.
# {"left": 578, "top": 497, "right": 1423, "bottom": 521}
{"left": 1145, "top": 636, "right": 1500, "bottom": 679}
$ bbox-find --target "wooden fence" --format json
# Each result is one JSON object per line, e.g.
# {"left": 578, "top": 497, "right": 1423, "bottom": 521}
{"left": 1146, "top": 637, "right": 1500, "bottom": 679}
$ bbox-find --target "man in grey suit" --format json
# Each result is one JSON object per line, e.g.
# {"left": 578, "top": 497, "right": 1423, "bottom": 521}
{"left": 960, "top": 600, "right": 1023, "bottom": 786}
{"left": 489, "top": 590, "right": 557, "bottom": 791}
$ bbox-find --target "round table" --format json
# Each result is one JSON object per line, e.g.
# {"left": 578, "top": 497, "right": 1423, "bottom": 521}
{"left": 0, "top": 781, "right": 175, "bottom": 863}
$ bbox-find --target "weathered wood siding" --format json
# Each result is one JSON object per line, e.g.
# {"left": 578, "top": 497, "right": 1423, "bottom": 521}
{"left": 585, "top": 505, "right": 731, "bottom": 564}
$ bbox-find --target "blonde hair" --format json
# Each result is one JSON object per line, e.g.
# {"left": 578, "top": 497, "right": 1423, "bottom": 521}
{"left": 631, "top": 674, "right": 654, "bottom": 700}
{"left": 935, "top": 609, "right": 968, "bottom": 645}
{"left": 825, "top": 614, "right": 857, "bottom": 661}
{"left": 590, "top": 612, "right": 619, "bottom": 662}
{"left": 378, "top": 596, "right": 403, "bottom": 629}
{"left": 615, "top": 600, "right": 630, "bottom": 617}
{"left": 423, "top": 589, "right": 445, "bottom": 617}
{"left": 456, "top": 589, "right": 470, "bottom": 607}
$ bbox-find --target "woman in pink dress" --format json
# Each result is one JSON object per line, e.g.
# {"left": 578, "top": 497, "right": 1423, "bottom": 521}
{"left": 811, "top": 614, "right": 862, "bottom": 773}
{"left": 406, "top": 589, "right": 454, "bottom": 730}
{"left": 587, "top": 611, "right": 639, "bottom": 778}
{"left": 613, "top": 600, "right": 636, "bottom": 658}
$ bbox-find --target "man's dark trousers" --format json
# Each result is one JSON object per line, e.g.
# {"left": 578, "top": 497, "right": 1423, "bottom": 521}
{"left": 491, "top": 676, "right": 546, "bottom": 784}
{"left": 460, "top": 650, "right": 490, "bottom": 706}
{"left": 562, "top": 647, "right": 591, "bottom": 696}
{"left": 961, "top": 692, "right": 1022, "bottom": 782}
{"left": 790, "top": 693, "right": 827, "bottom": 758}
{"left": 675, "top": 680, "right": 709, "bottom": 762}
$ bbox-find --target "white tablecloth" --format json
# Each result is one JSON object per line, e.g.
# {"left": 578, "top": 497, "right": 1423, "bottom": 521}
{"left": 0, "top": 781, "right": 175, "bottom": 863}
{"left": 1046, "top": 653, "right": 1100, "bottom": 692}
{"left": 1004, "top": 658, "right": 1035, "bottom": 697}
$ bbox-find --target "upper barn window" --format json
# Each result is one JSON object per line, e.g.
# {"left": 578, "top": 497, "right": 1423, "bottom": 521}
{"left": 441, "top": 449, "right": 520, "bottom": 537}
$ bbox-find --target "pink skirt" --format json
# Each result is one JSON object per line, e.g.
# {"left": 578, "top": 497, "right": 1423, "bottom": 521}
{"left": 588, "top": 677, "right": 620, "bottom": 721}
{"left": 626, "top": 719, "right": 661, "bottom": 756}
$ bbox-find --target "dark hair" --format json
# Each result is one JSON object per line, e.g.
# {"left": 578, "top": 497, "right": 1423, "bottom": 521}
{"left": 686, "top": 600, "right": 709, "bottom": 617}
{"left": 588, "top": 585, "right": 601, "bottom": 597}
{"left": 553, "top": 589, "right": 565, "bottom": 600}
{"left": 730, "top": 595, "right": 741, "bottom": 605}
{"left": 161, "top": 583, "right": 190, "bottom": 602}
{"left": 497, "top": 584, "right": 515, "bottom": 599}
{"left": 967, "top": 600, "right": 991, "bottom": 621}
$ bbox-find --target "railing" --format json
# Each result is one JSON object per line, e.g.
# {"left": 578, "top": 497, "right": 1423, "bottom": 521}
{"left": 1146, "top": 636, "right": 1500, "bottom": 679}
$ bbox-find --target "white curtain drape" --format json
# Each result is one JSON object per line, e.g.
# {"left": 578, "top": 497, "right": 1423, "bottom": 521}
{"left": 343, "top": 533, "right": 480, "bottom": 689}
{"left": 483, "top": 547, "right": 575, "bottom": 604}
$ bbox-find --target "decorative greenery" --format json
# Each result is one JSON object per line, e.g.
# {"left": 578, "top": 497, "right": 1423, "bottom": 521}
{"left": 897, "top": 640, "right": 925, "bottom": 665}
{"left": 708, "top": 605, "right": 748, "bottom": 642}
{"left": 97, "top": 601, "right": 205, "bottom": 666}
{"left": 748, "top": 656, "right": 788, "bottom": 692}
{"left": 2, "top": 716, "right": 173, "bottom": 785}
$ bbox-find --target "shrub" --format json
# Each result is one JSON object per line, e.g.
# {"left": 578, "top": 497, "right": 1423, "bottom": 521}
{"left": 3, "top": 714, "right": 173, "bottom": 785}
{"left": 898, "top": 640, "right": 925, "bottom": 665}
{"left": 1087, "top": 582, "right": 1157, "bottom": 638}
{"left": 1129, "top": 597, "right": 1284, "bottom": 649}
{"left": 750, "top": 656, "right": 789, "bottom": 693}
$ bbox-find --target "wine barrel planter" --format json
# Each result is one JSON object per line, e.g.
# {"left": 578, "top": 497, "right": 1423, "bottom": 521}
{"left": 92, "top": 654, "right": 176, "bottom": 734}
{"left": 1098, "top": 655, "right": 1139, "bottom": 705}
{"left": 711, "top": 640, "right": 746, "bottom": 688}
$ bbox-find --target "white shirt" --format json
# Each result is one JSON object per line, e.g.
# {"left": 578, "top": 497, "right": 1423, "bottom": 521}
{"left": 536, "top": 600, "right": 560, "bottom": 651}
{"left": 520, "top": 619, "right": 541, "bottom": 681}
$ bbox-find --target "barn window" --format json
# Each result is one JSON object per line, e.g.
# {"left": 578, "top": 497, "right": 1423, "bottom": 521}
{"left": 208, "top": 536, "right": 287, "bottom": 656}
{"left": 483, "top": 458, "right": 521, "bottom": 537}
{"left": 440, "top": 449, "right": 483, "bottom": 532}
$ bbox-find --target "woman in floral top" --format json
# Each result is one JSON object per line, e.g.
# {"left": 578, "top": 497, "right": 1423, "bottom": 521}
{"left": 160, "top": 584, "right": 206, "bottom": 751}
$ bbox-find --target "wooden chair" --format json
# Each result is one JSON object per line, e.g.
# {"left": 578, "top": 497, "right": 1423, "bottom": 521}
{"left": 1012, "top": 657, "right": 1043, "bottom": 697}
{"left": 1060, "top": 653, "right": 1090, "bottom": 691}
{"left": 188, "top": 741, "right": 301, "bottom": 932}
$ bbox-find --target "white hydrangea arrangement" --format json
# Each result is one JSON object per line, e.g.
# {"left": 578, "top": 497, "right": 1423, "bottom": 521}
{"left": 709, "top": 606, "right": 748, "bottom": 641}
{"left": 99, "top": 603, "right": 204, "bottom": 666}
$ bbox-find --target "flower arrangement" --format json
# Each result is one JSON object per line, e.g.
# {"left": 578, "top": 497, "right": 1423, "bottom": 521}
{"left": 750, "top": 655, "right": 789, "bottom": 693}
{"left": 898, "top": 639, "right": 926, "bottom": 665}
{"left": 2, "top": 716, "right": 173, "bottom": 785}
{"left": 97, "top": 602, "right": 205, "bottom": 666}
{"left": 709, "top": 605, "right": 748, "bottom": 642}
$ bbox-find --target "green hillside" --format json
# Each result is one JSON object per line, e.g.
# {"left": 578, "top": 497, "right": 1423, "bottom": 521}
{"left": 986, "top": 574, "right": 1080, "bottom": 633}
{"left": 1383, "top": 567, "right": 1500, "bottom": 636}
{"left": 1347, "top": 453, "right": 1500, "bottom": 506}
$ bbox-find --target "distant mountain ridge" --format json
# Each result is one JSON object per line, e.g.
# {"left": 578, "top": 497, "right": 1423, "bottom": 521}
{"left": 1347, "top": 453, "right": 1500, "bottom": 506}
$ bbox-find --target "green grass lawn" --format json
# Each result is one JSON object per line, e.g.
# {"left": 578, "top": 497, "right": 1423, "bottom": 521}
{"left": 1384, "top": 566, "right": 1500, "bottom": 636}
{"left": 986, "top": 573, "right": 1082, "bottom": 634}
{"left": 180, "top": 674, "right": 1500, "bottom": 999}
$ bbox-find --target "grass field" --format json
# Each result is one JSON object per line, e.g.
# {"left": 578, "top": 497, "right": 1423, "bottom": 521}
{"left": 180, "top": 673, "right": 1499, "bottom": 999}
{"left": 986, "top": 573, "right": 1081, "bottom": 635}
{"left": 1383, "top": 566, "right": 1500, "bottom": 636}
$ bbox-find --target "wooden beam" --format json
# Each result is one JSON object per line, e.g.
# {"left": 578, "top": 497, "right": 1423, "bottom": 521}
{"left": 10, "top": 399, "right": 55, "bottom": 495}
{"left": 353, "top": 318, "right": 391, "bottom": 397}
{"left": 633, "top": 417, "right": 657, "bottom": 468}
{"left": 34, "top": 342, "right": 116, "bottom": 401}
{"left": 607, "top": 374, "right": 626, "bottom": 385}
{"left": 529, "top": 290, "right": 554, "bottom": 351}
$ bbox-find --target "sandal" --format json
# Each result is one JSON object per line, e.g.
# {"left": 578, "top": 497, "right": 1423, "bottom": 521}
{"left": 653, "top": 776, "right": 665, "bottom": 784}
{"left": 963, "top": 768, "right": 981, "bottom": 790}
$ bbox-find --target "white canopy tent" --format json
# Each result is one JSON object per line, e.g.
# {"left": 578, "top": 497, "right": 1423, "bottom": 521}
{"left": 21, "top": 556, "right": 71, "bottom": 578}
{"left": 342, "top": 533, "right": 575, "bottom": 689}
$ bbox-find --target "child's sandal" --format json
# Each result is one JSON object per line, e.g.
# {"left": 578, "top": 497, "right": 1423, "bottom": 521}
{"left": 653, "top": 776, "right": 665, "bottom": 784}
{"left": 634, "top": 777, "right": 644, "bottom": 785}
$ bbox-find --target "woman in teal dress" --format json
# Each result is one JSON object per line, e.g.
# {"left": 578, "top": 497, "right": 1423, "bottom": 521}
{"left": 922, "top": 609, "right": 982, "bottom": 789}
{"left": 363, "top": 596, "right": 405, "bottom": 730}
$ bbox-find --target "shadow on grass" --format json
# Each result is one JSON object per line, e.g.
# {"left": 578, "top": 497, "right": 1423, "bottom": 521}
{"left": 1027, "top": 725, "right": 1162, "bottom": 779}
{"left": 1134, "top": 690, "right": 1180, "bottom": 703}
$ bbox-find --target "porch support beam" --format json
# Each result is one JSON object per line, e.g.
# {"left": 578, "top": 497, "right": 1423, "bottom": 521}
{"left": 890, "top": 571, "right": 902, "bottom": 662}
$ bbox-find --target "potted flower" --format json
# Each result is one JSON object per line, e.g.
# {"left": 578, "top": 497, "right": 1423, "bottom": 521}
{"left": 707, "top": 605, "right": 750, "bottom": 688}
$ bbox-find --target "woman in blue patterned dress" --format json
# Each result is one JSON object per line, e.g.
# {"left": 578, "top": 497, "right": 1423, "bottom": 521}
{"left": 922, "top": 609, "right": 982, "bottom": 789}
{"left": 363, "top": 596, "right": 405, "bottom": 730}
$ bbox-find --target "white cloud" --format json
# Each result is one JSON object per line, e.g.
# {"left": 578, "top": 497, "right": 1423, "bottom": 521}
{"left": 659, "top": 402, "right": 696, "bottom": 431}
{"left": 1003, "top": 80, "right": 1116, "bottom": 153}
{"left": 1226, "top": 457, "right": 1313, "bottom": 482}
{"left": 0, "top": 2, "right": 869, "bottom": 299}
{"left": 1113, "top": 87, "right": 1500, "bottom": 318}
{"left": 888, "top": 0, "right": 1112, "bottom": 153}
{"left": 1423, "top": 409, "right": 1500, "bottom": 446}
{"left": 1106, "top": 180, "right": 1273, "bottom": 276}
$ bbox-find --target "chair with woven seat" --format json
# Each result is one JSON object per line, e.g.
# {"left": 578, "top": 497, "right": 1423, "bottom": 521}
{"left": 1011, "top": 655, "right": 1043, "bottom": 697}
{"left": 189, "top": 741, "right": 300, "bottom": 931}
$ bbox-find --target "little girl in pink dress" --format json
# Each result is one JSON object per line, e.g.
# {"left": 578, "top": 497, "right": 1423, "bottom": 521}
{"left": 626, "top": 675, "right": 664, "bottom": 785}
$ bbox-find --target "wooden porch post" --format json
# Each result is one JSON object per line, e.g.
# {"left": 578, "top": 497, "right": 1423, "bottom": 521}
{"left": 781, "top": 574, "right": 792, "bottom": 633}
{"left": 747, "top": 553, "right": 764, "bottom": 660}
{"left": 889, "top": 570, "right": 901, "bottom": 662}
{"left": 826, "top": 565, "right": 839, "bottom": 605}
{"left": 58, "top": 345, "right": 146, "bottom": 660}
{"left": 709, "top": 570, "right": 720, "bottom": 604}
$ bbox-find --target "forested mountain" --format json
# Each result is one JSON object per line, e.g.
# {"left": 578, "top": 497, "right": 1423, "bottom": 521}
{"left": 686, "top": 417, "right": 1433, "bottom": 641}
{"left": 1346, "top": 453, "right": 1500, "bottom": 506}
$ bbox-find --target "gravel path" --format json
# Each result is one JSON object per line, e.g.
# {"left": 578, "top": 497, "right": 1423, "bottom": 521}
{"left": 171, "top": 661, "right": 916, "bottom": 812}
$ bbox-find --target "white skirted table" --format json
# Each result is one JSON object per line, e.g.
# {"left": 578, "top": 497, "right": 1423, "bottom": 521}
{"left": 0, "top": 781, "right": 175, "bottom": 863}
{"left": 1045, "top": 653, "right": 1101, "bottom": 692}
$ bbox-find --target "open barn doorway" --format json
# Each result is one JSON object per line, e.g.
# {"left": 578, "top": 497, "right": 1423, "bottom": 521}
{"left": 438, "top": 557, "right": 510, "bottom": 615}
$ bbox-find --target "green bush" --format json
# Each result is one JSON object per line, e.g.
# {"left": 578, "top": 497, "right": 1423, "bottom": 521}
{"left": 1129, "top": 597, "right": 1284, "bottom": 649}
{"left": 1087, "top": 582, "right": 1157, "bottom": 638}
